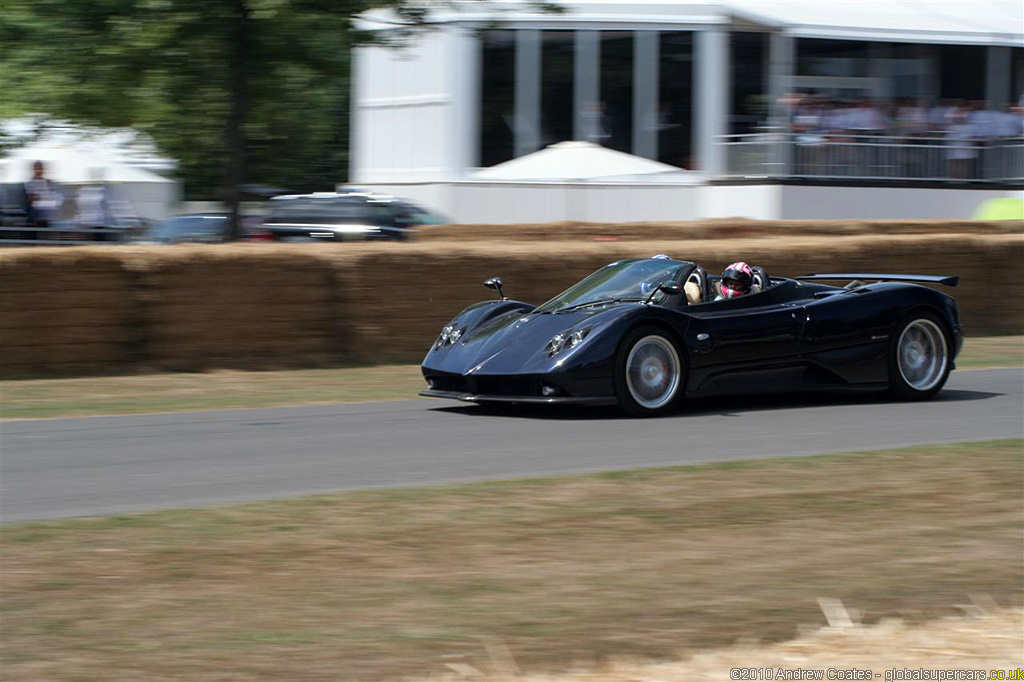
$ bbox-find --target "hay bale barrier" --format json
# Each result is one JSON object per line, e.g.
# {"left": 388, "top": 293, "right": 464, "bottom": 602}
{"left": 0, "top": 249, "right": 133, "bottom": 376}
{"left": 415, "top": 218, "right": 1024, "bottom": 242}
{"left": 340, "top": 233, "right": 1024, "bottom": 364}
{"left": 133, "top": 247, "right": 344, "bottom": 371}
{"left": 1, "top": 224, "right": 1022, "bottom": 377}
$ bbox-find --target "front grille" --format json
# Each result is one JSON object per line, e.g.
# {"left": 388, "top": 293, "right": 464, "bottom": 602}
{"left": 426, "top": 373, "right": 545, "bottom": 397}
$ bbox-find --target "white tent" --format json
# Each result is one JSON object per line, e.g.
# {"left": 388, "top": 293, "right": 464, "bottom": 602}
{"left": 0, "top": 146, "right": 173, "bottom": 184}
{"left": 471, "top": 141, "right": 683, "bottom": 181}
{"left": 0, "top": 145, "right": 179, "bottom": 221}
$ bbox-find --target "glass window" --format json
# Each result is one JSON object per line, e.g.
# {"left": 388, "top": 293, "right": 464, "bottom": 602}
{"left": 266, "top": 199, "right": 379, "bottom": 225}
{"left": 1011, "top": 48, "right": 1024, "bottom": 106}
{"left": 658, "top": 32, "right": 693, "bottom": 168}
{"left": 536, "top": 259, "right": 690, "bottom": 312}
{"left": 479, "top": 30, "right": 516, "bottom": 167}
{"left": 889, "top": 43, "right": 930, "bottom": 100}
{"left": 938, "top": 45, "right": 986, "bottom": 101}
{"left": 730, "top": 32, "right": 768, "bottom": 134}
{"left": 598, "top": 32, "right": 633, "bottom": 152}
{"left": 797, "top": 39, "right": 869, "bottom": 77}
{"left": 540, "top": 31, "right": 575, "bottom": 148}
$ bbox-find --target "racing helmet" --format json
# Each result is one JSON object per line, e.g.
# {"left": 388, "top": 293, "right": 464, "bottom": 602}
{"left": 720, "top": 261, "right": 754, "bottom": 299}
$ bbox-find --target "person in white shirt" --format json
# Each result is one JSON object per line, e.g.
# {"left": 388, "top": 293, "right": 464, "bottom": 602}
{"left": 75, "top": 168, "right": 114, "bottom": 240}
{"left": 946, "top": 111, "right": 977, "bottom": 179}
{"left": 967, "top": 100, "right": 999, "bottom": 141}
{"left": 995, "top": 104, "right": 1023, "bottom": 138}
{"left": 22, "top": 161, "right": 63, "bottom": 238}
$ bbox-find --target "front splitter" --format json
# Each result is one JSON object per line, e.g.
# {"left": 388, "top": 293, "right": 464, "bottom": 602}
{"left": 419, "top": 389, "right": 618, "bottom": 406}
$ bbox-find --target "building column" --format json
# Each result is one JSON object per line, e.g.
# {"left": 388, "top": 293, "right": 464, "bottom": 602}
{"left": 452, "top": 27, "right": 481, "bottom": 177}
{"left": 767, "top": 32, "right": 794, "bottom": 126}
{"left": 514, "top": 29, "right": 541, "bottom": 157}
{"left": 767, "top": 32, "right": 794, "bottom": 176}
{"left": 633, "top": 31, "right": 659, "bottom": 159}
{"left": 986, "top": 46, "right": 1011, "bottom": 108}
{"left": 695, "top": 29, "right": 729, "bottom": 177}
{"left": 574, "top": 30, "right": 600, "bottom": 142}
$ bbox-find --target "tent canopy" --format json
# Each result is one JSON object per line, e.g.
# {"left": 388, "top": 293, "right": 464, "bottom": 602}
{"left": 362, "top": 1, "right": 1023, "bottom": 47}
{"left": 0, "top": 146, "right": 173, "bottom": 184}
{"left": 471, "top": 141, "right": 684, "bottom": 181}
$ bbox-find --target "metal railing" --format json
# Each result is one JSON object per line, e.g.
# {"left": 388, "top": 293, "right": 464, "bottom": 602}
{"left": 0, "top": 223, "right": 137, "bottom": 245}
{"left": 720, "top": 132, "right": 1024, "bottom": 184}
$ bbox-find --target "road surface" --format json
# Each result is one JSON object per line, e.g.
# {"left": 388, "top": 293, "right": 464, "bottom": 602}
{"left": 3, "top": 368, "right": 1021, "bottom": 521}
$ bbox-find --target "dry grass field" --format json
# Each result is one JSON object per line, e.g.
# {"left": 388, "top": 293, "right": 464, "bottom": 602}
{"left": 438, "top": 606, "right": 1023, "bottom": 681}
{"left": 2, "top": 440, "right": 1021, "bottom": 681}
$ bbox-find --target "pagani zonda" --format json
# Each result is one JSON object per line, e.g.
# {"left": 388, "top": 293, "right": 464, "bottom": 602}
{"left": 420, "top": 256, "right": 963, "bottom": 416}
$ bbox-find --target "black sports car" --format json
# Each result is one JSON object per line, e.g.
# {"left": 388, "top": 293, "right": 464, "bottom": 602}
{"left": 420, "top": 256, "right": 963, "bottom": 416}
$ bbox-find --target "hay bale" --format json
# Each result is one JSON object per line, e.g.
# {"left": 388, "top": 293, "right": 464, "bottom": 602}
{"left": 414, "top": 219, "right": 1023, "bottom": 243}
{"left": 0, "top": 249, "right": 132, "bottom": 375}
{"left": 342, "top": 234, "right": 1024, "bottom": 363}
{"left": 2, "top": 230, "right": 1020, "bottom": 377}
{"left": 132, "top": 247, "right": 344, "bottom": 370}
{"left": 3, "top": 342, "right": 125, "bottom": 367}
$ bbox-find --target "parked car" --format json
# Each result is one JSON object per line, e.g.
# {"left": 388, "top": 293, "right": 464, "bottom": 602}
{"left": 140, "top": 214, "right": 233, "bottom": 243}
{"left": 259, "top": 192, "right": 447, "bottom": 242}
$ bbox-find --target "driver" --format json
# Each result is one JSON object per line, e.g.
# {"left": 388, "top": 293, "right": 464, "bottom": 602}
{"left": 716, "top": 261, "right": 754, "bottom": 300}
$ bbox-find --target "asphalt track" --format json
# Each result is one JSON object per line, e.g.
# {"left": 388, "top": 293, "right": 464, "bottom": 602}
{"left": 3, "top": 368, "right": 1022, "bottom": 522}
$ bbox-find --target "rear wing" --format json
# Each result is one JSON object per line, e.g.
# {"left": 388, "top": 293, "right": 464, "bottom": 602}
{"left": 796, "top": 273, "right": 958, "bottom": 287}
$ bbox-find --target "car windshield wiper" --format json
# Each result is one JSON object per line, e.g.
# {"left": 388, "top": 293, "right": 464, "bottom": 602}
{"left": 556, "top": 297, "right": 641, "bottom": 312}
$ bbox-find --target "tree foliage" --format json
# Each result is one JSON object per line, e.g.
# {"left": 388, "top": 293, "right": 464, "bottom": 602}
{"left": 2, "top": 0, "right": 559, "bottom": 232}
{"left": 1, "top": 0, "right": 364, "bottom": 200}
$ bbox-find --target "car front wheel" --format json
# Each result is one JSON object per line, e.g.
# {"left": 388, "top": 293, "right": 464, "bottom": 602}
{"left": 889, "top": 312, "right": 951, "bottom": 400}
{"left": 614, "top": 326, "right": 684, "bottom": 417}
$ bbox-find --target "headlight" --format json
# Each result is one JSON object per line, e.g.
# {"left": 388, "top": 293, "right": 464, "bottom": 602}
{"left": 566, "top": 329, "right": 587, "bottom": 348}
{"left": 546, "top": 333, "right": 566, "bottom": 356}
{"left": 546, "top": 327, "right": 590, "bottom": 356}
{"left": 435, "top": 324, "right": 465, "bottom": 349}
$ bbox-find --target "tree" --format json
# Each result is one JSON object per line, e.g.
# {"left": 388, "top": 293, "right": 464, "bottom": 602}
{"left": 2, "top": 0, "right": 365, "bottom": 236}
{"left": 1, "top": 0, "right": 558, "bottom": 237}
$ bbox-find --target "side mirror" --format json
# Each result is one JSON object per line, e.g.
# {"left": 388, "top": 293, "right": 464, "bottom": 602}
{"left": 658, "top": 282, "right": 683, "bottom": 295}
{"left": 645, "top": 281, "right": 683, "bottom": 305}
{"left": 483, "top": 277, "right": 506, "bottom": 300}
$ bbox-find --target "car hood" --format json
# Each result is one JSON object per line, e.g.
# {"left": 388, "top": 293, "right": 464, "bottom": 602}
{"left": 424, "top": 303, "right": 638, "bottom": 376}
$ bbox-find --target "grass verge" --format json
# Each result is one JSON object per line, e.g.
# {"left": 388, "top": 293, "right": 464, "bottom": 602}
{"left": 2, "top": 335, "right": 1022, "bottom": 420}
{"left": 2, "top": 440, "right": 1022, "bottom": 681}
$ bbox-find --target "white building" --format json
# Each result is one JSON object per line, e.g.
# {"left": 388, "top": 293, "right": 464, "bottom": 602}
{"left": 349, "top": 1, "right": 1024, "bottom": 222}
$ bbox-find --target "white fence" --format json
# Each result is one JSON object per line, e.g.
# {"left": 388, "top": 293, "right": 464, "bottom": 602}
{"left": 721, "top": 133, "right": 1024, "bottom": 184}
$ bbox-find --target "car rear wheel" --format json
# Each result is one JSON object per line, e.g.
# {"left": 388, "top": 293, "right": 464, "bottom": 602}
{"left": 889, "top": 312, "right": 951, "bottom": 400}
{"left": 614, "top": 326, "right": 684, "bottom": 417}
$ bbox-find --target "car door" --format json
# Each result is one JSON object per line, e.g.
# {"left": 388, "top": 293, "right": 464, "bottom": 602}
{"left": 685, "top": 283, "right": 807, "bottom": 368}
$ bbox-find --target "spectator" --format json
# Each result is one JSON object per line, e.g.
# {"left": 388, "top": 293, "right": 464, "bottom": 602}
{"left": 967, "top": 100, "right": 999, "bottom": 141}
{"left": 995, "top": 104, "right": 1024, "bottom": 138}
{"left": 928, "top": 99, "right": 959, "bottom": 133}
{"left": 896, "top": 98, "right": 929, "bottom": 138}
{"left": 946, "top": 111, "right": 977, "bottom": 179}
{"left": 75, "top": 168, "right": 114, "bottom": 241}
{"left": 23, "top": 161, "right": 63, "bottom": 239}
{"left": 849, "top": 98, "right": 887, "bottom": 135}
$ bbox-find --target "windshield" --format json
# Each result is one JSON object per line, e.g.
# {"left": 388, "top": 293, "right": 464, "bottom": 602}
{"left": 536, "top": 260, "right": 691, "bottom": 313}
{"left": 265, "top": 199, "right": 388, "bottom": 226}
